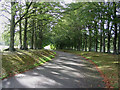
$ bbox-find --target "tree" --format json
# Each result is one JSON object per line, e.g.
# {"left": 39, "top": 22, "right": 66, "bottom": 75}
{"left": 52, "top": 2, "right": 119, "bottom": 54}
{"left": 118, "top": 23, "right": 120, "bottom": 54}
{"left": 9, "top": 2, "right": 16, "bottom": 51}
{"left": 1, "top": 2, "right": 119, "bottom": 54}
{"left": 19, "top": 1, "right": 22, "bottom": 49}
{"left": 113, "top": 2, "right": 117, "bottom": 54}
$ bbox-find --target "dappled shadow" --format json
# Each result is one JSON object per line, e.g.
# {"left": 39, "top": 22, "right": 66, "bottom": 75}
{"left": 2, "top": 51, "right": 105, "bottom": 88}
{"left": 1, "top": 50, "right": 55, "bottom": 80}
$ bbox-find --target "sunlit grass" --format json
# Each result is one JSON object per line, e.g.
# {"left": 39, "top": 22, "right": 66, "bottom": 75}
{"left": 0, "top": 49, "right": 56, "bottom": 79}
{"left": 60, "top": 49, "right": 119, "bottom": 88}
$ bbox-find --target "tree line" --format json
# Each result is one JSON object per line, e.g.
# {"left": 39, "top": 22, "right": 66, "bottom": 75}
{"left": 1, "top": 1, "right": 63, "bottom": 51}
{"left": 52, "top": 2, "right": 120, "bottom": 54}
{"left": 1, "top": 1, "right": 120, "bottom": 54}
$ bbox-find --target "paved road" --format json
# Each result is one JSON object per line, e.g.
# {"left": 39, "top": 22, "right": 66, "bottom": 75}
{"left": 2, "top": 51, "right": 105, "bottom": 88}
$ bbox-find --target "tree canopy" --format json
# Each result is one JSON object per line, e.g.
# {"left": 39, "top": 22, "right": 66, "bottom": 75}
{"left": 1, "top": 1, "right": 120, "bottom": 54}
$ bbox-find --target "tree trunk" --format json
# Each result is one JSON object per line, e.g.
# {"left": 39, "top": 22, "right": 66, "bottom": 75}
{"left": 19, "top": 6, "right": 22, "bottom": 49}
{"left": 95, "top": 32, "right": 98, "bottom": 52}
{"left": 23, "top": 3, "right": 28, "bottom": 50}
{"left": 118, "top": 23, "right": 120, "bottom": 54}
{"left": 95, "top": 27, "right": 98, "bottom": 52}
{"left": 103, "top": 30, "right": 106, "bottom": 53}
{"left": 94, "top": 30, "right": 96, "bottom": 52}
{"left": 33, "top": 4, "right": 37, "bottom": 49}
{"left": 100, "top": 29, "right": 103, "bottom": 52}
{"left": 77, "top": 30, "right": 82, "bottom": 51}
{"left": 113, "top": 2, "right": 117, "bottom": 54}
{"left": 82, "top": 34, "right": 84, "bottom": 51}
{"left": 85, "top": 33, "right": 87, "bottom": 51}
{"left": 38, "top": 21, "right": 43, "bottom": 49}
{"left": 31, "top": 19, "right": 34, "bottom": 49}
{"left": 80, "top": 33, "right": 83, "bottom": 51}
{"left": 107, "top": 21, "right": 111, "bottom": 53}
{"left": 89, "top": 29, "right": 92, "bottom": 51}
{"left": 9, "top": 2, "right": 15, "bottom": 51}
{"left": 79, "top": 33, "right": 82, "bottom": 51}
{"left": 23, "top": 16, "right": 28, "bottom": 50}
{"left": 34, "top": 21, "right": 37, "bottom": 49}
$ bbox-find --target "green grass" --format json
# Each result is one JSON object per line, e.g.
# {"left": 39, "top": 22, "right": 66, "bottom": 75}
{"left": 1, "top": 49, "right": 56, "bottom": 79}
{"left": 60, "top": 49, "right": 119, "bottom": 88}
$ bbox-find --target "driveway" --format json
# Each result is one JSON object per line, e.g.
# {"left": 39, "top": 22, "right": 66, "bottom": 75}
{"left": 2, "top": 51, "right": 105, "bottom": 88}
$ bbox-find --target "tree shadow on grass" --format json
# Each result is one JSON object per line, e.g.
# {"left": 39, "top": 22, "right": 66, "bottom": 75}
{"left": 2, "top": 50, "right": 54, "bottom": 80}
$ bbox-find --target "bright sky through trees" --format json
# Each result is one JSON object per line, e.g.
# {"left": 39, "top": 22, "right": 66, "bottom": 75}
{"left": 0, "top": 0, "right": 72, "bottom": 37}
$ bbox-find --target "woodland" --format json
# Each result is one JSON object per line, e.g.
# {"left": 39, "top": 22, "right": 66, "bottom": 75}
{"left": 1, "top": 1, "right": 120, "bottom": 54}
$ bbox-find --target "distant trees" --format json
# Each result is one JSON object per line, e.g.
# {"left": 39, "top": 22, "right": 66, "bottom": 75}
{"left": 52, "top": 2, "right": 120, "bottom": 54}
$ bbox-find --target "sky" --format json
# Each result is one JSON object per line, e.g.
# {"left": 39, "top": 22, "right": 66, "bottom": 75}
{"left": 0, "top": 1, "right": 5, "bottom": 41}
{"left": 0, "top": 0, "right": 10, "bottom": 36}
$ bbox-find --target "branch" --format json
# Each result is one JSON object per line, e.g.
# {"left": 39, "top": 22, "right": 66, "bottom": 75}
{"left": 0, "top": 14, "right": 11, "bottom": 21}
{"left": 15, "top": 2, "right": 32, "bottom": 25}
{"left": 58, "top": 4, "right": 84, "bottom": 14}
{"left": 1, "top": 9, "right": 11, "bottom": 14}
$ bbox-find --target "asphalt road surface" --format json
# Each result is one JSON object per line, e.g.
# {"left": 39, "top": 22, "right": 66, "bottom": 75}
{"left": 2, "top": 51, "right": 105, "bottom": 88}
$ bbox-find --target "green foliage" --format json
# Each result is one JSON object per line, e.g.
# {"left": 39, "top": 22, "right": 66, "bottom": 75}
{"left": 51, "top": 2, "right": 119, "bottom": 53}
{"left": 50, "top": 44, "right": 56, "bottom": 50}
{"left": 1, "top": 2, "right": 119, "bottom": 53}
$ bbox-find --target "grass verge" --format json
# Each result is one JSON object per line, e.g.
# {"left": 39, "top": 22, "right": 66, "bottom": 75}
{"left": 60, "top": 49, "right": 119, "bottom": 88}
{"left": 0, "top": 49, "right": 56, "bottom": 80}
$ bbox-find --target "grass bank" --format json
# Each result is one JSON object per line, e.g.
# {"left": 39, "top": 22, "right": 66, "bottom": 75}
{"left": 60, "top": 50, "right": 119, "bottom": 88}
{"left": 1, "top": 49, "right": 56, "bottom": 80}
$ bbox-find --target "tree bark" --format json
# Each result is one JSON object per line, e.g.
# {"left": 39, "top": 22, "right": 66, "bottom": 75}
{"left": 19, "top": 19, "right": 22, "bottom": 49}
{"left": 103, "top": 30, "right": 106, "bottom": 53}
{"left": 95, "top": 32, "right": 98, "bottom": 52}
{"left": 77, "top": 29, "right": 82, "bottom": 51}
{"left": 100, "top": 16, "right": 103, "bottom": 52}
{"left": 89, "top": 28, "right": 92, "bottom": 51}
{"left": 85, "top": 33, "right": 87, "bottom": 51}
{"left": 100, "top": 29, "right": 103, "bottom": 52}
{"left": 118, "top": 23, "right": 120, "bottom": 54}
{"left": 80, "top": 32, "right": 83, "bottom": 51}
{"left": 23, "top": 16, "right": 28, "bottom": 50}
{"left": 23, "top": 3, "right": 29, "bottom": 50}
{"left": 31, "top": 19, "right": 34, "bottom": 49}
{"left": 19, "top": 4, "right": 22, "bottom": 49}
{"left": 9, "top": 2, "right": 15, "bottom": 51}
{"left": 95, "top": 23, "right": 98, "bottom": 52}
{"left": 113, "top": 2, "right": 117, "bottom": 54}
{"left": 107, "top": 21, "right": 111, "bottom": 53}
{"left": 38, "top": 21, "right": 43, "bottom": 49}
{"left": 79, "top": 32, "right": 82, "bottom": 51}
{"left": 82, "top": 33, "right": 84, "bottom": 51}
{"left": 34, "top": 21, "right": 37, "bottom": 49}
{"left": 93, "top": 30, "right": 96, "bottom": 52}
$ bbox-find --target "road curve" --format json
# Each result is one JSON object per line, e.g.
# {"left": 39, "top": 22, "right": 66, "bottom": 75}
{"left": 2, "top": 51, "right": 105, "bottom": 88}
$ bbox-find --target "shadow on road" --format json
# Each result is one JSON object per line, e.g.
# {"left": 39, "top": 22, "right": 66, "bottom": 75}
{"left": 2, "top": 51, "right": 105, "bottom": 88}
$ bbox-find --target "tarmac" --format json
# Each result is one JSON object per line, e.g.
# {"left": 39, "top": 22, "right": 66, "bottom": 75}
{"left": 2, "top": 51, "right": 105, "bottom": 88}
